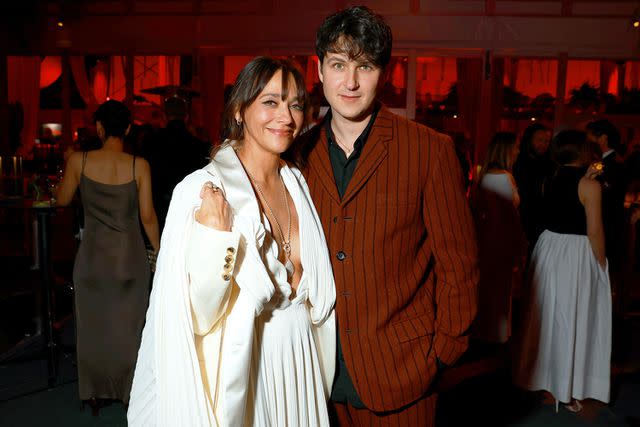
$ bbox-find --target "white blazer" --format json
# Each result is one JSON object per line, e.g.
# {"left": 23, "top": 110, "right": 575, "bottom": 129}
{"left": 128, "top": 144, "right": 336, "bottom": 426}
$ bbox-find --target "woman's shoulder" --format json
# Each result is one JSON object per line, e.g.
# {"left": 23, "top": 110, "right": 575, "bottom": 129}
{"left": 480, "top": 171, "right": 517, "bottom": 196}
{"left": 579, "top": 175, "right": 601, "bottom": 193}
{"left": 64, "top": 150, "right": 85, "bottom": 171}
{"left": 485, "top": 169, "right": 510, "bottom": 177}
{"left": 67, "top": 150, "right": 84, "bottom": 163}
{"left": 482, "top": 170, "right": 512, "bottom": 185}
{"left": 577, "top": 175, "right": 602, "bottom": 204}
{"left": 135, "top": 155, "right": 151, "bottom": 169}
{"left": 176, "top": 167, "right": 214, "bottom": 190}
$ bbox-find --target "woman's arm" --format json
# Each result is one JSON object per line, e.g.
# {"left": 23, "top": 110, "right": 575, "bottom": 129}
{"left": 136, "top": 158, "right": 160, "bottom": 252}
{"left": 55, "top": 152, "right": 82, "bottom": 207}
{"left": 187, "top": 181, "right": 239, "bottom": 336}
{"left": 507, "top": 171, "right": 520, "bottom": 208}
{"left": 187, "top": 221, "right": 241, "bottom": 335}
{"left": 579, "top": 177, "right": 606, "bottom": 268}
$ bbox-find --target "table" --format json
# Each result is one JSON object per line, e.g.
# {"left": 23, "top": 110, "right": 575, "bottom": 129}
{"left": 34, "top": 205, "right": 57, "bottom": 387}
{"left": 0, "top": 198, "right": 62, "bottom": 388}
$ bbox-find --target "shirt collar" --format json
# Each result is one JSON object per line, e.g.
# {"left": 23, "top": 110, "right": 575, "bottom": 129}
{"left": 325, "top": 103, "right": 381, "bottom": 152}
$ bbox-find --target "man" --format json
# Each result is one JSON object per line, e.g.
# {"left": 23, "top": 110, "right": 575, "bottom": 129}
{"left": 143, "top": 95, "right": 210, "bottom": 232}
{"left": 298, "top": 6, "right": 478, "bottom": 425}
{"left": 586, "top": 119, "right": 627, "bottom": 311}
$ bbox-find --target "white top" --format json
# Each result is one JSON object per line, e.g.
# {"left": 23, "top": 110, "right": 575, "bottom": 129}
{"left": 602, "top": 149, "right": 615, "bottom": 159}
{"left": 480, "top": 172, "right": 519, "bottom": 207}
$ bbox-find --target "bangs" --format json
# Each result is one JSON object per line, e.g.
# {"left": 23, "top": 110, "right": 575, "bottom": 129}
{"left": 327, "top": 36, "right": 372, "bottom": 63}
{"left": 221, "top": 56, "right": 309, "bottom": 142}
{"left": 280, "top": 67, "right": 308, "bottom": 107}
{"left": 241, "top": 61, "right": 307, "bottom": 112}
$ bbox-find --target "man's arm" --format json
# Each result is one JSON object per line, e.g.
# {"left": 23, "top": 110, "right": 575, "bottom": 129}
{"left": 422, "top": 134, "right": 479, "bottom": 366}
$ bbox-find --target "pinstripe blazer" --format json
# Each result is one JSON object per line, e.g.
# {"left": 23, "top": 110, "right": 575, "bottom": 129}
{"left": 300, "top": 106, "right": 479, "bottom": 412}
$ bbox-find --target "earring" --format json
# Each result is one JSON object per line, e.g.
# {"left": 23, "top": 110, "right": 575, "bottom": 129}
{"left": 236, "top": 119, "right": 242, "bottom": 126}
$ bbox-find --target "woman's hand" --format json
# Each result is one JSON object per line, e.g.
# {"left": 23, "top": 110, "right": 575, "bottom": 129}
{"left": 195, "top": 181, "right": 232, "bottom": 231}
{"left": 585, "top": 162, "right": 604, "bottom": 180}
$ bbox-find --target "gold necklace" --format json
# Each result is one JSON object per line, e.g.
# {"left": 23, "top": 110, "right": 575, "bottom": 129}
{"left": 334, "top": 133, "right": 354, "bottom": 157}
{"left": 246, "top": 170, "right": 295, "bottom": 278}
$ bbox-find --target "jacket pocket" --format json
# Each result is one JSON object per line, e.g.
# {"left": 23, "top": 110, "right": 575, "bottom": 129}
{"left": 391, "top": 313, "right": 435, "bottom": 343}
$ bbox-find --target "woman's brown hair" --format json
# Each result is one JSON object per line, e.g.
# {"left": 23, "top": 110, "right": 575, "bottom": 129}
{"left": 219, "top": 57, "right": 308, "bottom": 144}
{"left": 478, "top": 132, "right": 518, "bottom": 182}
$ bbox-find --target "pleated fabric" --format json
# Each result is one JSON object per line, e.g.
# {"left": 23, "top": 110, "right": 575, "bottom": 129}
{"left": 128, "top": 146, "right": 335, "bottom": 426}
{"left": 250, "top": 282, "right": 330, "bottom": 427}
{"left": 514, "top": 230, "right": 612, "bottom": 403}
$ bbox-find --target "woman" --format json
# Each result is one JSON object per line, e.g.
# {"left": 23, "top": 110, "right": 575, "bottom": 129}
{"left": 514, "top": 130, "right": 611, "bottom": 413}
{"left": 471, "top": 132, "right": 526, "bottom": 344}
{"left": 56, "top": 100, "right": 160, "bottom": 412}
{"left": 128, "top": 57, "right": 336, "bottom": 426}
{"left": 512, "top": 123, "right": 553, "bottom": 252}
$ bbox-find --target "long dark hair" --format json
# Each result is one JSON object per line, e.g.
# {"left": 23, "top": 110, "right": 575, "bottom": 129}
{"left": 219, "top": 57, "right": 308, "bottom": 143}
{"left": 518, "top": 122, "right": 548, "bottom": 159}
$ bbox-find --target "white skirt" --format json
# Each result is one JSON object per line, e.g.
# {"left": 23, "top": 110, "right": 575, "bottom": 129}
{"left": 248, "top": 290, "right": 329, "bottom": 427}
{"left": 513, "top": 230, "right": 612, "bottom": 403}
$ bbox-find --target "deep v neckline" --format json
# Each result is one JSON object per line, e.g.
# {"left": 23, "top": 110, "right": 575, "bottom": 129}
{"left": 258, "top": 167, "right": 305, "bottom": 300}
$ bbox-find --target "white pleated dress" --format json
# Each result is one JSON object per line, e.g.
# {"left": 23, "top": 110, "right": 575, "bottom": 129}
{"left": 127, "top": 149, "right": 335, "bottom": 427}
{"left": 247, "top": 223, "right": 330, "bottom": 427}
{"left": 514, "top": 166, "right": 612, "bottom": 404}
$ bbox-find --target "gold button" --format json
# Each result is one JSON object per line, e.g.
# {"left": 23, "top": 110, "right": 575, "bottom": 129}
{"left": 223, "top": 263, "right": 232, "bottom": 272}
{"left": 225, "top": 255, "right": 233, "bottom": 263}
{"left": 222, "top": 273, "right": 231, "bottom": 281}
{"left": 226, "top": 247, "right": 235, "bottom": 254}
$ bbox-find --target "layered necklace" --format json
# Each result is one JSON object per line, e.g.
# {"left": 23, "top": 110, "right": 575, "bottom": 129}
{"left": 246, "top": 169, "right": 295, "bottom": 279}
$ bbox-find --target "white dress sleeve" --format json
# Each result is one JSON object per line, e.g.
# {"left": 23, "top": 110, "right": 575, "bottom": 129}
{"left": 186, "top": 219, "right": 241, "bottom": 336}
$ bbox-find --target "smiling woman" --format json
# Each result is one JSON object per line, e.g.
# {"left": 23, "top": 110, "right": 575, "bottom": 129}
{"left": 220, "top": 57, "right": 308, "bottom": 145}
{"left": 128, "top": 57, "right": 336, "bottom": 427}
{"left": 235, "top": 69, "right": 306, "bottom": 158}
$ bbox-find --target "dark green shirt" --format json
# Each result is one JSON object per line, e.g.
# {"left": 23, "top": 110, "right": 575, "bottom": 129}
{"left": 326, "top": 105, "right": 379, "bottom": 408}
{"left": 326, "top": 107, "right": 378, "bottom": 198}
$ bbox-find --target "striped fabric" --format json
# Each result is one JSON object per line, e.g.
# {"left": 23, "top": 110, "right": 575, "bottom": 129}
{"left": 301, "top": 107, "right": 479, "bottom": 414}
{"left": 331, "top": 393, "right": 436, "bottom": 426}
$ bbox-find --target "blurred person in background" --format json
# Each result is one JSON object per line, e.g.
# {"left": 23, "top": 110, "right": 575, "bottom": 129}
{"left": 513, "top": 123, "right": 553, "bottom": 254}
{"left": 514, "top": 130, "right": 611, "bottom": 413}
{"left": 144, "top": 95, "right": 210, "bottom": 232}
{"left": 56, "top": 100, "right": 159, "bottom": 414}
{"left": 471, "top": 132, "right": 526, "bottom": 346}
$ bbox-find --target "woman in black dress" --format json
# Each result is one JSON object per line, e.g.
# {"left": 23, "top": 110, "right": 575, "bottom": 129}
{"left": 56, "top": 100, "right": 160, "bottom": 414}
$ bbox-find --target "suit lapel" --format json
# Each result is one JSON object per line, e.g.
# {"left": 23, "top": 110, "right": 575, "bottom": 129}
{"left": 308, "top": 126, "right": 342, "bottom": 204}
{"left": 340, "top": 108, "right": 394, "bottom": 206}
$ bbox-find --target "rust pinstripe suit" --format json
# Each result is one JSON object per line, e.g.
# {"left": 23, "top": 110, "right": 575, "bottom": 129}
{"left": 301, "top": 107, "right": 479, "bottom": 415}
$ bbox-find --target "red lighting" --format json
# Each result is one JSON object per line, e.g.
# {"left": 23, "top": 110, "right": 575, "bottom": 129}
{"left": 40, "top": 56, "right": 62, "bottom": 89}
